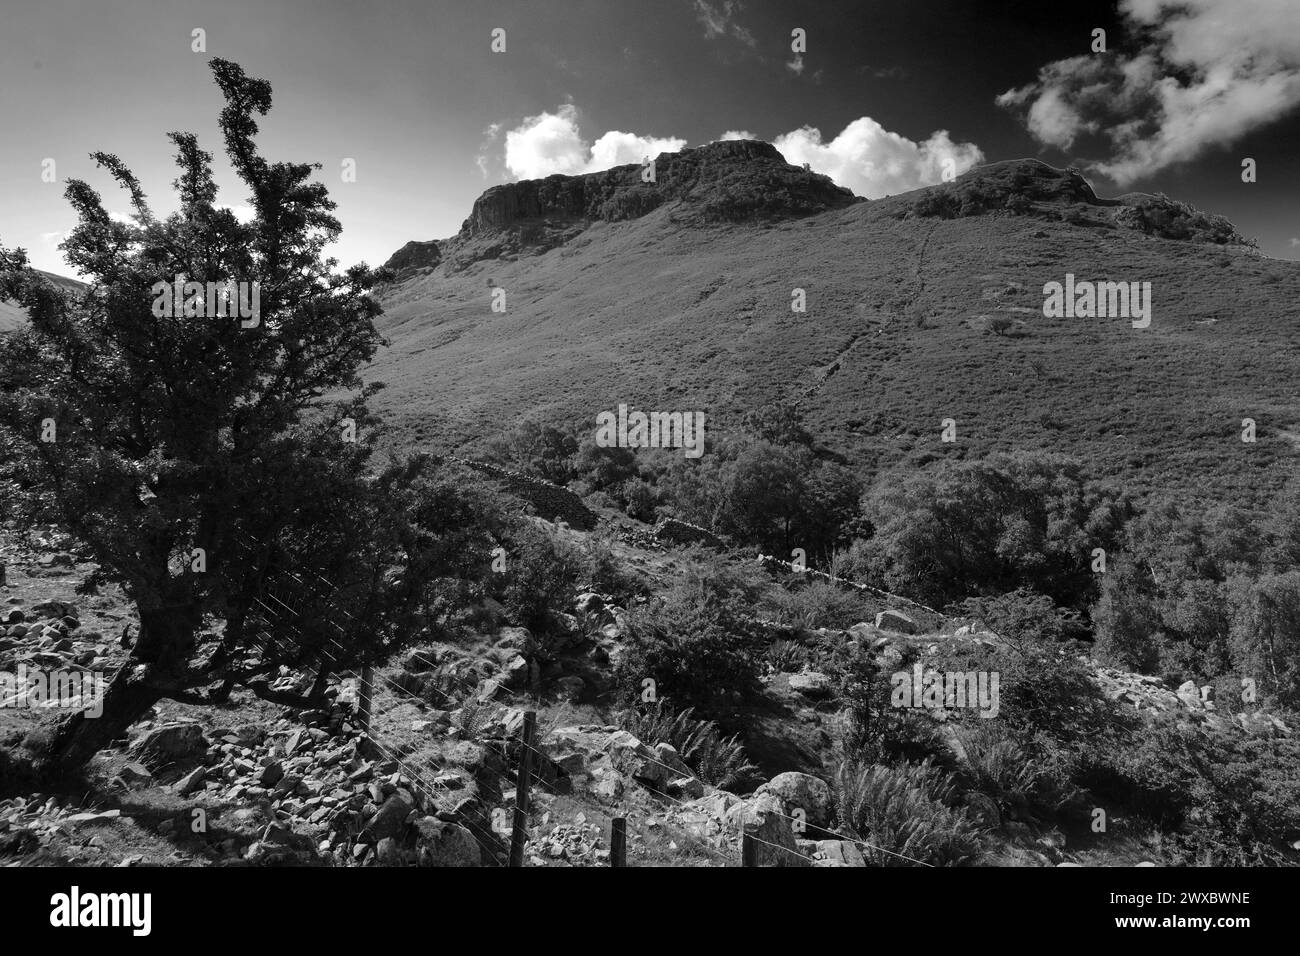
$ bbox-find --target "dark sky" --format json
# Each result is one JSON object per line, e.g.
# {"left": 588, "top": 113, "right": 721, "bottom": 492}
{"left": 3, "top": 0, "right": 1298, "bottom": 274}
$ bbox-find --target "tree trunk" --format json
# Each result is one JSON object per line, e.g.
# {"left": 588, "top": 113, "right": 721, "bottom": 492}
{"left": 30, "top": 664, "right": 165, "bottom": 778}
{"left": 27, "top": 605, "right": 196, "bottom": 778}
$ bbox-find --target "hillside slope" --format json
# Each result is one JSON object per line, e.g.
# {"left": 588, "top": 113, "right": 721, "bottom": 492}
{"left": 0, "top": 270, "right": 84, "bottom": 332}
{"left": 376, "top": 150, "right": 1298, "bottom": 508}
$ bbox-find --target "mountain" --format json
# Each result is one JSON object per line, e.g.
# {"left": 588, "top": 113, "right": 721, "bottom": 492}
{"left": 0, "top": 270, "right": 86, "bottom": 332}
{"left": 349, "top": 148, "right": 1292, "bottom": 507}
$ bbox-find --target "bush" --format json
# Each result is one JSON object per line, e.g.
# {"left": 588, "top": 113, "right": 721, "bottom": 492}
{"left": 483, "top": 419, "right": 581, "bottom": 485}
{"left": 620, "top": 477, "right": 660, "bottom": 522}
{"left": 618, "top": 701, "right": 760, "bottom": 791}
{"left": 493, "top": 521, "right": 585, "bottom": 635}
{"left": 613, "top": 560, "right": 768, "bottom": 718}
{"left": 834, "top": 759, "right": 985, "bottom": 866}
{"left": 949, "top": 588, "right": 1088, "bottom": 647}
{"left": 860, "top": 452, "right": 1131, "bottom": 610}
{"left": 1077, "top": 720, "right": 1300, "bottom": 865}
{"left": 983, "top": 314, "right": 1013, "bottom": 336}
{"left": 930, "top": 641, "right": 1128, "bottom": 750}
{"left": 953, "top": 722, "right": 1078, "bottom": 821}
{"left": 761, "top": 578, "right": 875, "bottom": 630}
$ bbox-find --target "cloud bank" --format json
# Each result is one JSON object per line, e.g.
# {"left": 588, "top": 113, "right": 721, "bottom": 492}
{"left": 502, "top": 104, "right": 686, "bottom": 180}
{"left": 496, "top": 107, "right": 983, "bottom": 199}
{"left": 998, "top": 0, "right": 1300, "bottom": 184}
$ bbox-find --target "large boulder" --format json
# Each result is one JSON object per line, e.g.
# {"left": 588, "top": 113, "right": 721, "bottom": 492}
{"left": 414, "top": 817, "right": 481, "bottom": 866}
{"left": 131, "top": 723, "right": 208, "bottom": 762}
{"left": 756, "top": 771, "right": 833, "bottom": 828}
{"left": 810, "top": 839, "right": 866, "bottom": 867}
{"left": 725, "top": 792, "right": 810, "bottom": 867}
{"left": 787, "top": 670, "right": 833, "bottom": 699}
{"left": 875, "top": 610, "right": 918, "bottom": 634}
{"left": 358, "top": 789, "right": 417, "bottom": 844}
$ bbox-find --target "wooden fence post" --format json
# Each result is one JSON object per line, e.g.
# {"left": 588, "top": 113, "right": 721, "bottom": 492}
{"left": 509, "top": 710, "right": 537, "bottom": 867}
{"left": 357, "top": 665, "right": 373, "bottom": 733}
{"left": 610, "top": 817, "right": 627, "bottom": 867}
{"left": 742, "top": 831, "right": 757, "bottom": 867}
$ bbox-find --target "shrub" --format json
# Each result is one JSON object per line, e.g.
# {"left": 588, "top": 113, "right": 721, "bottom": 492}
{"left": 575, "top": 529, "right": 646, "bottom": 604}
{"left": 949, "top": 588, "right": 1088, "bottom": 648}
{"left": 493, "top": 521, "right": 585, "bottom": 635}
{"left": 953, "top": 722, "right": 1078, "bottom": 820}
{"left": 620, "top": 477, "right": 660, "bottom": 522}
{"left": 483, "top": 419, "right": 581, "bottom": 485}
{"left": 1077, "top": 720, "right": 1300, "bottom": 865}
{"left": 761, "top": 578, "right": 875, "bottom": 630}
{"left": 860, "top": 452, "right": 1131, "bottom": 610}
{"left": 983, "top": 314, "right": 1013, "bottom": 336}
{"left": 618, "top": 701, "right": 760, "bottom": 791}
{"left": 834, "top": 759, "right": 985, "bottom": 866}
{"left": 613, "top": 560, "right": 768, "bottom": 718}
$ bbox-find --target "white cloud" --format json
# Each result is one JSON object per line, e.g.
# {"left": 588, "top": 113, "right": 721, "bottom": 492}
{"left": 476, "top": 122, "right": 503, "bottom": 178}
{"left": 491, "top": 107, "right": 983, "bottom": 200}
{"left": 770, "top": 119, "right": 984, "bottom": 198}
{"left": 1290, "top": 237, "right": 1300, "bottom": 247}
{"left": 786, "top": 54, "right": 805, "bottom": 76}
{"left": 40, "top": 231, "right": 64, "bottom": 249}
{"left": 692, "top": 0, "right": 756, "bottom": 47}
{"left": 999, "top": 0, "right": 1300, "bottom": 185}
{"left": 501, "top": 104, "right": 686, "bottom": 180}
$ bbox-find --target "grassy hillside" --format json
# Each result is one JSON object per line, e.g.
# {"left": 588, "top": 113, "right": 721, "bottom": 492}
{"left": 0, "top": 270, "right": 85, "bottom": 332}
{"left": 368, "top": 155, "right": 1300, "bottom": 511}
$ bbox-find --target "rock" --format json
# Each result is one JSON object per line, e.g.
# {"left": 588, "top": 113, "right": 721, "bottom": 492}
{"left": 375, "top": 836, "right": 406, "bottom": 865}
{"left": 494, "top": 626, "right": 535, "bottom": 654}
{"left": 574, "top": 592, "right": 606, "bottom": 616}
{"left": 653, "top": 743, "right": 693, "bottom": 779}
{"left": 757, "top": 771, "right": 833, "bottom": 828}
{"left": 133, "top": 723, "right": 208, "bottom": 762}
{"left": 383, "top": 239, "right": 441, "bottom": 275}
{"left": 414, "top": 817, "right": 481, "bottom": 866}
{"left": 115, "top": 762, "right": 154, "bottom": 789}
{"left": 5, "top": 609, "right": 23, "bottom": 625}
{"left": 667, "top": 776, "right": 705, "bottom": 799}
{"left": 500, "top": 655, "right": 530, "bottom": 690}
{"left": 555, "top": 676, "right": 586, "bottom": 701}
{"left": 787, "top": 670, "right": 833, "bottom": 699}
{"left": 847, "top": 622, "right": 886, "bottom": 643}
{"left": 876, "top": 609, "right": 918, "bottom": 634}
{"left": 174, "top": 767, "right": 206, "bottom": 796}
{"left": 66, "top": 809, "right": 121, "bottom": 823}
{"left": 259, "top": 761, "right": 285, "bottom": 788}
{"left": 604, "top": 731, "right": 668, "bottom": 787}
{"left": 358, "top": 789, "right": 417, "bottom": 844}
{"left": 812, "top": 839, "right": 866, "bottom": 867}
{"left": 725, "top": 792, "right": 810, "bottom": 867}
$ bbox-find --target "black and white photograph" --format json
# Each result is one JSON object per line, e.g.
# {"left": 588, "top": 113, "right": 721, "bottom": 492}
{"left": 0, "top": 0, "right": 1295, "bottom": 935}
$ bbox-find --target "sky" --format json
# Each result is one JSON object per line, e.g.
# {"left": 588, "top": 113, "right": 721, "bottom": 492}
{"left": 3, "top": 0, "right": 1300, "bottom": 277}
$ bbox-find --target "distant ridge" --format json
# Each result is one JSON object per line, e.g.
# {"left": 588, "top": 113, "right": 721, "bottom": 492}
{"left": 0, "top": 270, "right": 85, "bottom": 332}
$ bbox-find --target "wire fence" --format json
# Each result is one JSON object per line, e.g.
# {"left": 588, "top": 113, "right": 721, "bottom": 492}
{"left": 198, "top": 530, "right": 934, "bottom": 867}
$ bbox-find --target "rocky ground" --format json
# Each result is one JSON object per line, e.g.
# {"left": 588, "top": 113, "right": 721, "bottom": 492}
{"left": 1, "top": 521, "right": 1292, "bottom": 868}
